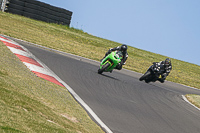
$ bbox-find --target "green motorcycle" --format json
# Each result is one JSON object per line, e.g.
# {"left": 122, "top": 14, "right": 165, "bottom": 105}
{"left": 98, "top": 51, "right": 123, "bottom": 74}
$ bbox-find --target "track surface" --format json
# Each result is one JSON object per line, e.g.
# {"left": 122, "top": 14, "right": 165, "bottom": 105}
{"left": 16, "top": 40, "right": 200, "bottom": 133}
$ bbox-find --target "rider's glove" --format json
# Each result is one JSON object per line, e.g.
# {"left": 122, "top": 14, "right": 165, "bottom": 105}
{"left": 154, "top": 67, "right": 159, "bottom": 72}
{"left": 117, "top": 63, "right": 123, "bottom": 67}
{"left": 109, "top": 48, "right": 114, "bottom": 52}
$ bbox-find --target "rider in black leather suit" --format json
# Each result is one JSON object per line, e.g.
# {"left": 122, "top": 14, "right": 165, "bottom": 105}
{"left": 153, "top": 58, "right": 172, "bottom": 83}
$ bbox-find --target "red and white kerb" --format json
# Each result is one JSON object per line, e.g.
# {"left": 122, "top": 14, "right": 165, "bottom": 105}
{"left": 0, "top": 36, "right": 64, "bottom": 87}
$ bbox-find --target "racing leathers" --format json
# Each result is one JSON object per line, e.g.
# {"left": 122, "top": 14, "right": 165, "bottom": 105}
{"left": 152, "top": 60, "right": 172, "bottom": 83}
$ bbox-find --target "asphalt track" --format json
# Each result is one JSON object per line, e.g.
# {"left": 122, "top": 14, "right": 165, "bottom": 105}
{"left": 13, "top": 39, "right": 200, "bottom": 133}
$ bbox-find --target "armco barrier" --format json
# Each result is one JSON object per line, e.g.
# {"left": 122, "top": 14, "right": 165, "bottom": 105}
{"left": 3, "top": 0, "right": 72, "bottom": 26}
{"left": 5, "top": 7, "right": 23, "bottom": 15}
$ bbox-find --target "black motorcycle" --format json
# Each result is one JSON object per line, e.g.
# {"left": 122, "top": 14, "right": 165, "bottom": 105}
{"left": 139, "top": 63, "right": 165, "bottom": 83}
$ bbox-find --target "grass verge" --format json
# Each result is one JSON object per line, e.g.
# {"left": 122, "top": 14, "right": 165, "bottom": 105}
{"left": 185, "top": 94, "right": 200, "bottom": 109}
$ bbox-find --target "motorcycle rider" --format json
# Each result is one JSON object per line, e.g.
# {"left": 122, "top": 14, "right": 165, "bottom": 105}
{"left": 101, "top": 44, "right": 128, "bottom": 71}
{"left": 153, "top": 58, "right": 172, "bottom": 83}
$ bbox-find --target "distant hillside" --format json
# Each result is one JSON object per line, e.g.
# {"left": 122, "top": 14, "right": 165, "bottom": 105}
{"left": 1, "top": 11, "right": 199, "bottom": 89}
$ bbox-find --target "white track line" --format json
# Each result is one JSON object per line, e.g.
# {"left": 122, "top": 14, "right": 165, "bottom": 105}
{"left": 182, "top": 95, "right": 200, "bottom": 111}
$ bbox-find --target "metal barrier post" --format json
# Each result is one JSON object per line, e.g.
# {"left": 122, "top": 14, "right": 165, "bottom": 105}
{"left": 1, "top": 0, "right": 7, "bottom": 12}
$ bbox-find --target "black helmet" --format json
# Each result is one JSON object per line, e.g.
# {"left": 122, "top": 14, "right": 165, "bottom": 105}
{"left": 121, "top": 44, "right": 127, "bottom": 52}
{"left": 164, "top": 58, "right": 171, "bottom": 66}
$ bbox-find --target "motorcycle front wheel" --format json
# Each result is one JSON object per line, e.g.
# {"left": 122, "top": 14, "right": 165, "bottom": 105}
{"left": 98, "top": 63, "right": 110, "bottom": 74}
{"left": 139, "top": 71, "right": 151, "bottom": 81}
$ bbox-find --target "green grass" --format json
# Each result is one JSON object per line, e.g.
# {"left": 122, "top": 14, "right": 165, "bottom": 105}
{"left": 185, "top": 94, "right": 200, "bottom": 109}
{"left": 0, "top": 11, "right": 200, "bottom": 132}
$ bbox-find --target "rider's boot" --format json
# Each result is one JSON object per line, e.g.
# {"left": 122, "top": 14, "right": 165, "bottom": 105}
{"left": 158, "top": 78, "right": 165, "bottom": 83}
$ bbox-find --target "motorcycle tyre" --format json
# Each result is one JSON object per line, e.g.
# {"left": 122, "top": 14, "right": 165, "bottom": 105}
{"left": 145, "top": 79, "right": 151, "bottom": 83}
{"left": 139, "top": 71, "right": 151, "bottom": 81}
{"left": 98, "top": 63, "right": 110, "bottom": 74}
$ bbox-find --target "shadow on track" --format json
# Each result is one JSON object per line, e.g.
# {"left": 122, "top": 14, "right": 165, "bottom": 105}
{"left": 98, "top": 73, "right": 120, "bottom": 81}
